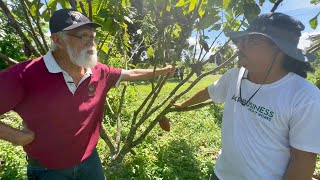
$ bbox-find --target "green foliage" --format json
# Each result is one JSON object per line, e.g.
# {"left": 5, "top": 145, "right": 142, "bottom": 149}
{"left": 0, "top": 16, "right": 26, "bottom": 69}
{"left": 310, "top": 12, "right": 320, "bottom": 30}
{"left": 0, "top": 112, "right": 26, "bottom": 179}
{"left": 311, "top": 0, "right": 320, "bottom": 5}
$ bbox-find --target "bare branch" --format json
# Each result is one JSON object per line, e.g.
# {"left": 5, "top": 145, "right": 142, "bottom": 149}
{"left": 0, "top": 52, "right": 19, "bottom": 65}
{"left": 115, "top": 85, "right": 127, "bottom": 152}
{"left": 19, "top": 0, "right": 46, "bottom": 55}
{"left": 105, "top": 99, "right": 115, "bottom": 116}
{"left": 68, "top": 0, "right": 77, "bottom": 9}
{"left": 168, "top": 101, "right": 213, "bottom": 112}
{"left": 100, "top": 124, "right": 116, "bottom": 155}
{"left": 79, "top": 2, "right": 88, "bottom": 17}
{"left": 35, "top": 0, "right": 49, "bottom": 51}
{"left": 270, "top": 0, "right": 284, "bottom": 12}
{"left": 97, "top": 32, "right": 110, "bottom": 52}
{"left": 87, "top": 0, "right": 93, "bottom": 21}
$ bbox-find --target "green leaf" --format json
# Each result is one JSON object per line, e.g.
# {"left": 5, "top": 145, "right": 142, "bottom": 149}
{"left": 29, "top": 4, "right": 38, "bottom": 17}
{"left": 57, "top": 0, "right": 69, "bottom": 8}
{"left": 259, "top": 0, "right": 266, "bottom": 6}
{"left": 269, "top": 0, "right": 277, "bottom": 3}
{"left": 148, "top": 46, "right": 155, "bottom": 58}
{"left": 171, "top": 24, "right": 182, "bottom": 38}
{"left": 310, "top": 12, "right": 320, "bottom": 30}
{"left": 222, "top": 0, "right": 231, "bottom": 9}
{"left": 101, "top": 45, "right": 109, "bottom": 54}
{"left": 175, "top": 0, "right": 186, "bottom": 7}
{"left": 166, "top": 5, "right": 171, "bottom": 12}
{"left": 198, "top": 0, "right": 207, "bottom": 18}
{"left": 209, "top": 24, "right": 221, "bottom": 31}
{"left": 195, "top": 14, "right": 220, "bottom": 30}
{"left": 198, "top": 9, "right": 205, "bottom": 18}
{"left": 244, "top": 1, "right": 261, "bottom": 22}
{"left": 188, "top": 1, "right": 197, "bottom": 12}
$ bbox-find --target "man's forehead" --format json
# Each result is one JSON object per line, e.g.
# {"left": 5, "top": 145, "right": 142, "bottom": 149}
{"left": 68, "top": 26, "right": 95, "bottom": 34}
{"left": 242, "top": 34, "right": 269, "bottom": 41}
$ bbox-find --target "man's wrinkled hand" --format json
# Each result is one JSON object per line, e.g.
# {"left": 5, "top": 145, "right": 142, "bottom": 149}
{"left": 12, "top": 123, "right": 35, "bottom": 146}
{"left": 161, "top": 65, "right": 175, "bottom": 76}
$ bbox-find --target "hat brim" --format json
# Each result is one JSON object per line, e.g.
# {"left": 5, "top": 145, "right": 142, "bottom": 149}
{"left": 226, "top": 31, "right": 315, "bottom": 62}
{"left": 63, "top": 22, "right": 102, "bottom": 31}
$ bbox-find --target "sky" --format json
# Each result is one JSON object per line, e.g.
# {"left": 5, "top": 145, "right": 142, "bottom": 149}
{"left": 188, "top": 0, "right": 320, "bottom": 58}
{"left": 261, "top": 0, "right": 320, "bottom": 49}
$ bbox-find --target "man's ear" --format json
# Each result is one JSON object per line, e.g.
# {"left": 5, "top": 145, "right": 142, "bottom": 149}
{"left": 51, "top": 33, "right": 65, "bottom": 49}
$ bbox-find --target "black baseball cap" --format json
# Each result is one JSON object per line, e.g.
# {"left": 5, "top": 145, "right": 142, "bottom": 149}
{"left": 49, "top": 9, "right": 102, "bottom": 33}
{"left": 226, "top": 13, "right": 315, "bottom": 62}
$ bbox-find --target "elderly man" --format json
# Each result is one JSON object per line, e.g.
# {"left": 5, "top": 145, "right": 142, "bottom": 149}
{"left": 0, "top": 9, "right": 174, "bottom": 179}
{"left": 175, "top": 13, "right": 320, "bottom": 179}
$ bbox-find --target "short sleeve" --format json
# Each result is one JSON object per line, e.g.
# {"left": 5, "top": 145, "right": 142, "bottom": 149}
{"left": 114, "top": 69, "right": 126, "bottom": 87}
{"left": 0, "top": 65, "right": 25, "bottom": 115}
{"left": 100, "top": 64, "right": 122, "bottom": 87}
{"left": 207, "top": 68, "right": 238, "bottom": 103}
{"left": 289, "top": 101, "right": 320, "bottom": 154}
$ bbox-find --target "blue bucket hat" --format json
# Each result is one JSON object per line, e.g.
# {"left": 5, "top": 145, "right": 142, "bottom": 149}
{"left": 226, "top": 12, "right": 315, "bottom": 62}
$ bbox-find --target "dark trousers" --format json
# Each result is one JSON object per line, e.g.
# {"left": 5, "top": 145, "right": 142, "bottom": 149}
{"left": 27, "top": 149, "right": 105, "bottom": 180}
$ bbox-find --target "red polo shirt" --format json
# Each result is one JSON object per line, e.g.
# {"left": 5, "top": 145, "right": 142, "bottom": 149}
{"left": 0, "top": 57, "right": 121, "bottom": 169}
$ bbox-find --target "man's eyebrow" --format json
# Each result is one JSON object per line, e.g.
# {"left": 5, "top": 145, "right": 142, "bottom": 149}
{"left": 76, "top": 31, "right": 96, "bottom": 36}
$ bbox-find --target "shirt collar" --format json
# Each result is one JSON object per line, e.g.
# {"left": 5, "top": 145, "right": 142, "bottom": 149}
{"left": 43, "top": 51, "right": 93, "bottom": 75}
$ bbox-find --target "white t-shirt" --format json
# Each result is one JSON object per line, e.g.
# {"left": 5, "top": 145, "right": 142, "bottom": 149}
{"left": 208, "top": 67, "right": 320, "bottom": 180}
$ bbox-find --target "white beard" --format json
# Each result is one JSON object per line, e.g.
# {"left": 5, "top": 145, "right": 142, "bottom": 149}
{"left": 66, "top": 45, "right": 98, "bottom": 68}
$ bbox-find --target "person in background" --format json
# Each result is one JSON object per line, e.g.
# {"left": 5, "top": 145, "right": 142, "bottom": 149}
{"left": 179, "top": 65, "right": 185, "bottom": 81}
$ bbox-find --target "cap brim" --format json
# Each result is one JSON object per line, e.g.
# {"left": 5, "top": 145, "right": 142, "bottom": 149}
{"left": 63, "top": 22, "right": 102, "bottom": 31}
{"left": 226, "top": 31, "right": 315, "bottom": 62}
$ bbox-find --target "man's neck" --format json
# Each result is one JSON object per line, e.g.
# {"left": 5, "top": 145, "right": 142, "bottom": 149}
{"left": 247, "top": 67, "right": 288, "bottom": 84}
{"left": 52, "top": 50, "right": 85, "bottom": 76}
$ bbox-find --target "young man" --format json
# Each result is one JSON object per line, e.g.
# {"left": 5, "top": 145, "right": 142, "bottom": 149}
{"left": 0, "top": 9, "right": 174, "bottom": 179}
{"left": 175, "top": 13, "right": 320, "bottom": 179}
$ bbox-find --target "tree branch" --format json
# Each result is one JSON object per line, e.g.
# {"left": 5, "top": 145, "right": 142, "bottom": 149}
{"left": 115, "top": 85, "right": 127, "bottom": 152}
{"left": 35, "top": 0, "right": 49, "bottom": 52}
{"left": 0, "top": 52, "right": 19, "bottom": 65}
{"left": 168, "top": 101, "right": 213, "bottom": 112}
{"left": 132, "top": 53, "right": 237, "bottom": 148}
{"left": 270, "top": 0, "right": 284, "bottom": 12}
{"left": 79, "top": 2, "right": 88, "bottom": 17}
{"left": 19, "top": 0, "right": 46, "bottom": 55}
{"left": 68, "top": 0, "right": 77, "bottom": 9}
{"left": 87, "top": 0, "right": 93, "bottom": 21}
{"left": 0, "top": 0, "right": 41, "bottom": 57}
{"left": 100, "top": 124, "right": 116, "bottom": 155}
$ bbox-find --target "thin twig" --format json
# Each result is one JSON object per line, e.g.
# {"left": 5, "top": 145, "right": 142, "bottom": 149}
{"left": 79, "top": 2, "right": 87, "bottom": 17}
{"left": 270, "top": 0, "right": 284, "bottom": 12}
{"left": 115, "top": 85, "right": 127, "bottom": 152}
{"left": 35, "top": 0, "right": 49, "bottom": 51}
{"left": 168, "top": 101, "right": 213, "bottom": 112}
